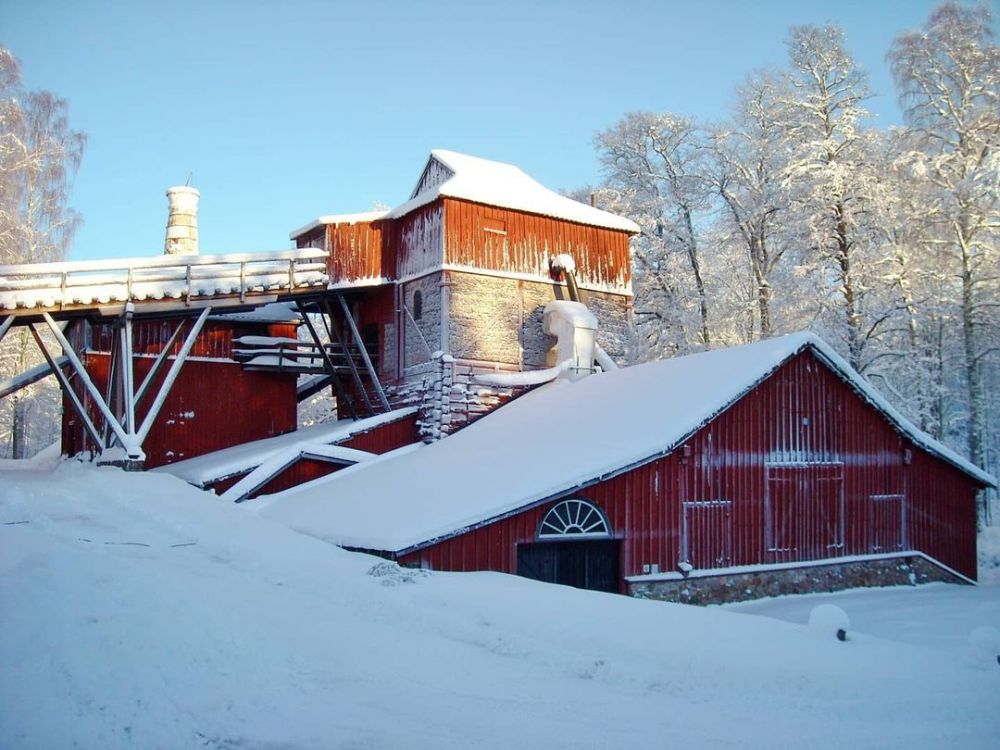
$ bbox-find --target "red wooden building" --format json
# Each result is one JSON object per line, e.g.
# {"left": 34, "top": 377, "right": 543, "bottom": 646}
{"left": 60, "top": 306, "right": 302, "bottom": 468}
{"left": 291, "top": 149, "right": 639, "bottom": 439}
{"left": 261, "top": 333, "right": 995, "bottom": 603}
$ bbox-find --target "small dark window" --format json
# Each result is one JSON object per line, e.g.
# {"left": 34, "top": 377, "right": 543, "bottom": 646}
{"left": 413, "top": 290, "right": 423, "bottom": 320}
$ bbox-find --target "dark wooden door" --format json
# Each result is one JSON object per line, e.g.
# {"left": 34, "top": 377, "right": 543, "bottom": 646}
{"left": 516, "top": 540, "right": 620, "bottom": 593}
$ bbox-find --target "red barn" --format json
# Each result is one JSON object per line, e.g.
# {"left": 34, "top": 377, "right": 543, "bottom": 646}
{"left": 260, "top": 333, "right": 994, "bottom": 603}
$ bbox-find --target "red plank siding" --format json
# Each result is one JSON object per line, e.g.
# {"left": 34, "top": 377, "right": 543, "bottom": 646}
{"left": 325, "top": 219, "right": 397, "bottom": 283}
{"left": 399, "top": 350, "right": 981, "bottom": 582}
{"left": 442, "top": 198, "right": 631, "bottom": 292}
{"left": 62, "top": 355, "right": 297, "bottom": 469}
{"left": 340, "top": 412, "right": 419, "bottom": 454}
{"left": 206, "top": 411, "right": 420, "bottom": 496}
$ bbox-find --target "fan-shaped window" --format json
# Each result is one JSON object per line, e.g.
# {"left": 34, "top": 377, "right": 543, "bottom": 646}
{"left": 538, "top": 498, "right": 611, "bottom": 539}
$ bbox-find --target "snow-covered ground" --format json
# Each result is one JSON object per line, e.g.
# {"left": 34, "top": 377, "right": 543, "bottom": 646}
{"left": 2, "top": 462, "right": 998, "bottom": 749}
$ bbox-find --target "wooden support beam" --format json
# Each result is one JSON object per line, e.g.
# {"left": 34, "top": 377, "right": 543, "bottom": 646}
{"left": 0, "top": 316, "right": 13, "bottom": 343}
{"left": 120, "top": 303, "right": 136, "bottom": 436}
{"left": 296, "top": 300, "right": 357, "bottom": 420}
{"left": 0, "top": 356, "right": 68, "bottom": 401}
{"left": 336, "top": 293, "right": 390, "bottom": 413}
{"left": 29, "top": 325, "right": 103, "bottom": 449}
{"left": 41, "top": 312, "right": 140, "bottom": 458}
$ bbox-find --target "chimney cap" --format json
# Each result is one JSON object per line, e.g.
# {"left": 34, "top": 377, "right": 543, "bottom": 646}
{"left": 166, "top": 185, "right": 200, "bottom": 197}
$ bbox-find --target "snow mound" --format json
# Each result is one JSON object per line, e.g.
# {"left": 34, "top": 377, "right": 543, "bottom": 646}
{"left": 809, "top": 604, "right": 851, "bottom": 641}
{"left": 966, "top": 626, "right": 1000, "bottom": 668}
{"left": 977, "top": 526, "right": 1000, "bottom": 584}
{"left": 367, "top": 560, "right": 429, "bottom": 586}
{"left": 3, "top": 463, "right": 999, "bottom": 749}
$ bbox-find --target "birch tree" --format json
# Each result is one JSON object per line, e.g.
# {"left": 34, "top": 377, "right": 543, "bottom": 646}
{"left": 780, "top": 24, "right": 880, "bottom": 370}
{"left": 0, "top": 48, "right": 86, "bottom": 458}
{"left": 596, "top": 113, "right": 714, "bottom": 351}
{"left": 888, "top": 2, "right": 1000, "bottom": 482}
{"left": 709, "top": 72, "right": 795, "bottom": 339}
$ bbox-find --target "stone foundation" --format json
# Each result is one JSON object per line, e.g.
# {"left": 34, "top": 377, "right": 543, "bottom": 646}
{"left": 627, "top": 554, "right": 969, "bottom": 605}
{"left": 389, "top": 353, "right": 531, "bottom": 441}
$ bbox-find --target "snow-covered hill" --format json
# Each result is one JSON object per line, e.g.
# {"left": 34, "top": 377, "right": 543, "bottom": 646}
{"left": 1, "top": 462, "right": 998, "bottom": 749}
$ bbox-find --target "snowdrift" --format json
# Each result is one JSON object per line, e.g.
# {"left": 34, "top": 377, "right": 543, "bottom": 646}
{"left": 1, "top": 462, "right": 997, "bottom": 749}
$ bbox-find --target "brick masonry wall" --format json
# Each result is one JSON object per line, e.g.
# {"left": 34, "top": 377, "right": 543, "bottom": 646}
{"left": 627, "top": 555, "right": 968, "bottom": 606}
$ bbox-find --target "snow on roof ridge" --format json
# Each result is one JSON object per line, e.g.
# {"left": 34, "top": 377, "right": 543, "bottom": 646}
{"left": 289, "top": 211, "right": 391, "bottom": 240}
{"left": 260, "top": 331, "right": 994, "bottom": 555}
{"left": 290, "top": 150, "right": 641, "bottom": 238}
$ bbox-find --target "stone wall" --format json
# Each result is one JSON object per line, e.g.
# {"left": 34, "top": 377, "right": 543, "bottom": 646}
{"left": 387, "top": 353, "right": 529, "bottom": 441}
{"left": 401, "top": 275, "right": 442, "bottom": 368}
{"left": 383, "top": 270, "right": 632, "bottom": 442}
{"left": 448, "top": 271, "right": 630, "bottom": 368}
{"left": 627, "top": 555, "right": 968, "bottom": 606}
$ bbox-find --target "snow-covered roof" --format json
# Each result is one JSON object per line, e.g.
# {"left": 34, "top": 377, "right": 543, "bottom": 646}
{"left": 288, "top": 211, "right": 390, "bottom": 240}
{"left": 290, "top": 150, "right": 641, "bottom": 239}
{"left": 154, "top": 408, "right": 417, "bottom": 487}
{"left": 212, "top": 302, "right": 302, "bottom": 324}
{"left": 258, "top": 332, "right": 995, "bottom": 554}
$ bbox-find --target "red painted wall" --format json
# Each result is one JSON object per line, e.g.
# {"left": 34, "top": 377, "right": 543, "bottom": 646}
{"left": 61, "top": 318, "right": 299, "bottom": 468}
{"left": 62, "top": 356, "right": 297, "bottom": 468}
{"left": 207, "top": 411, "right": 420, "bottom": 496}
{"left": 399, "top": 350, "right": 981, "bottom": 582}
{"left": 442, "top": 198, "right": 632, "bottom": 292}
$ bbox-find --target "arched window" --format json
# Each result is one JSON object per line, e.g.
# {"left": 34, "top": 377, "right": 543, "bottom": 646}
{"left": 413, "top": 289, "right": 423, "bottom": 320}
{"left": 538, "top": 498, "right": 611, "bottom": 539}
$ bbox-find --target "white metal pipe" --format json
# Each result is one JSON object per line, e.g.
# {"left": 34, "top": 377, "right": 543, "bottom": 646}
{"left": 42, "top": 311, "right": 138, "bottom": 456}
{"left": 137, "top": 306, "right": 210, "bottom": 444}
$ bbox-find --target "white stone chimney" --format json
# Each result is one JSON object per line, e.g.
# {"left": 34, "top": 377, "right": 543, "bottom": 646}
{"left": 164, "top": 186, "right": 200, "bottom": 255}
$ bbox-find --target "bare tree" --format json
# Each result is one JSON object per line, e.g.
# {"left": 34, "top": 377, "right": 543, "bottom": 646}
{"left": 0, "top": 48, "right": 86, "bottom": 458}
{"left": 888, "top": 2, "right": 1000, "bottom": 486}
{"left": 780, "top": 24, "right": 879, "bottom": 370}
{"left": 596, "top": 112, "right": 714, "bottom": 350}
{"left": 709, "top": 72, "right": 795, "bottom": 339}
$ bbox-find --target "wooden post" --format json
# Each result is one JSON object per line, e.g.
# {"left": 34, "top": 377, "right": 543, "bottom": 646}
{"left": 296, "top": 300, "right": 357, "bottom": 420}
{"left": 29, "top": 325, "right": 103, "bottom": 449}
{"left": 337, "top": 293, "right": 390, "bottom": 413}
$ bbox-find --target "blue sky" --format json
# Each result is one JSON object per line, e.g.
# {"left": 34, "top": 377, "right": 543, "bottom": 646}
{"left": 2, "top": 0, "right": 959, "bottom": 261}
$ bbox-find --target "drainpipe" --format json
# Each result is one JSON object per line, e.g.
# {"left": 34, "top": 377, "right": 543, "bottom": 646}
{"left": 550, "top": 253, "right": 580, "bottom": 302}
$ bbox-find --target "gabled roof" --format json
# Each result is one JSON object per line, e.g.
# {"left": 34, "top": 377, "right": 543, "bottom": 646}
{"left": 257, "top": 333, "right": 996, "bottom": 554}
{"left": 290, "top": 150, "right": 641, "bottom": 238}
{"left": 154, "top": 408, "right": 417, "bottom": 488}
